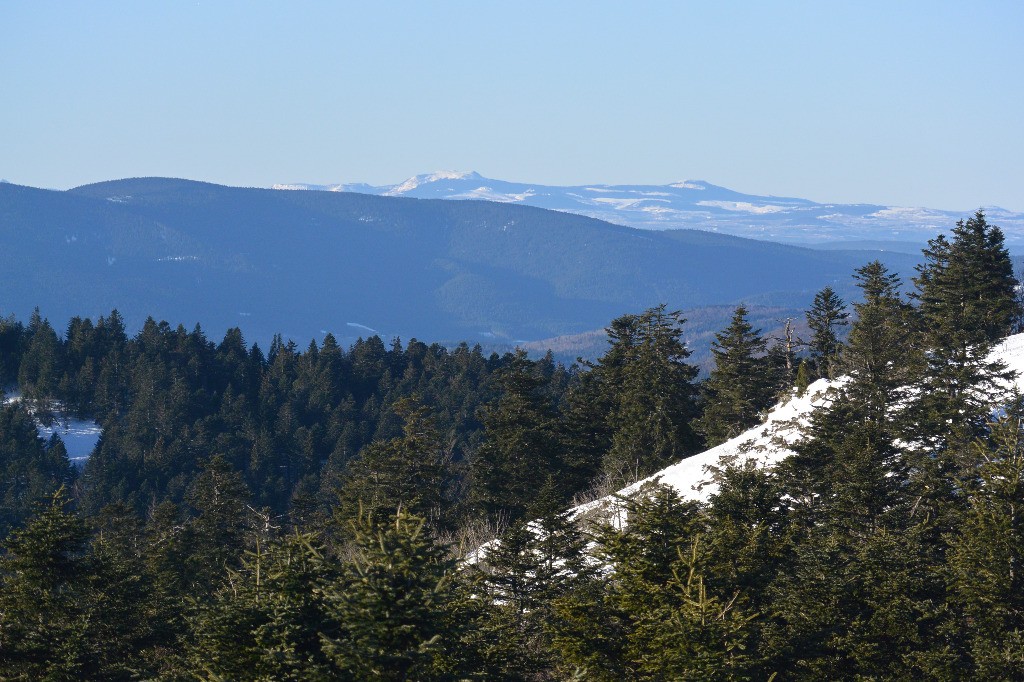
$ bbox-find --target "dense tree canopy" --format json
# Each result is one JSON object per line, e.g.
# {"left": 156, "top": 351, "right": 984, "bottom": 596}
{"left": 3, "top": 214, "right": 1024, "bottom": 679}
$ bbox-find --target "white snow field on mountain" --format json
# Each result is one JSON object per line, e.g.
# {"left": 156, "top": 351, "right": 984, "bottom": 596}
{"left": 573, "top": 332, "right": 1024, "bottom": 521}
{"left": 274, "top": 171, "right": 1024, "bottom": 247}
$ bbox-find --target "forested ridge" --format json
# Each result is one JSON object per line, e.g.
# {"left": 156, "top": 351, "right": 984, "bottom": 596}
{"left": 2, "top": 212, "right": 1024, "bottom": 680}
{"left": 0, "top": 177, "right": 924, "bottom": 348}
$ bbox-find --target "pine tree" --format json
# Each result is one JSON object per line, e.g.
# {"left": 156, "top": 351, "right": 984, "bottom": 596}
{"left": 0, "top": 489, "right": 96, "bottom": 679}
{"left": 911, "top": 211, "right": 1020, "bottom": 467}
{"left": 320, "top": 510, "right": 474, "bottom": 680}
{"left": 946, "top": 402, "right": 1024, "bottom": 679}
{"left": 471, "top": 350, "right": 563, "bottom": 523}
{"left": 336, "top": 396, "right": 454, "bottom": 533}
{"left": 186, "top": 532, "right": 341, "bottom": 681}
{"left": 805, "top": 286, "right": 849, "bottom": 379}
{"left": 696, "top": 305, "right": 776, "bottom": 447}
{"left": 600, "top": 305, "right": 701, "bottom": 480}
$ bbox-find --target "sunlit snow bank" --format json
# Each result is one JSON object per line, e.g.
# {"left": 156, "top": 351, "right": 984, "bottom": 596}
{"left": 573, "top": 332, "right": 1024, "bottom": 521}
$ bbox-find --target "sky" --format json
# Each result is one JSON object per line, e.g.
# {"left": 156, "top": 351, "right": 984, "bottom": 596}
{"left": 2, "top": 1, "right": 1022, "bottom": 211}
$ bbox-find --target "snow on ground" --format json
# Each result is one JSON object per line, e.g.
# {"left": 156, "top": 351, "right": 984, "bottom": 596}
{"left": 573, "top": 332, "right": 1024, "bottom": 522}
{"left": 993, "top": 333, "right": 1024, "bottom": 378}
{"left": 449, "top": 186, "right": 536, "bottom": 203}
{"left": 696, "top": 200, "right": 789, "bottom": 214}
{"left": 37, "top": 418, "right": 102, "bottom": 466}
{"left": 3, "top": 393, "right": 102, "bottom": 466}
{"left": 572, "top": 377, "right": 838, "bottom": 519}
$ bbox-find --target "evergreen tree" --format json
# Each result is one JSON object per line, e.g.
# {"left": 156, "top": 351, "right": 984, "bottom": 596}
{"left": 782, "top": 261, "right": 918, "bottom": 534}
{"left": 839, "top": 261, "right": 921, "bottom": 423}
{"left": 471, "top": 350, "right": 563, "bottom": 523}
{"left": 0, "top": 489, "right": 93, "bottom": 679}
{"left": 320, "top": 510, "right": 475, "bottom": 680}
{"left": 182, "top": 454, "right": 254, "bottom": 595}
{"left": 770, "top": 262, "right": 947, "bottom": 679}
{"left": 186, "top": 532, "right": 341, "bottom": 681}
{"left": 911, "top": 211, "right": 1020, "bottom": 467}
{"left": 635, "top": 538, "right": 757, "bottom": 681}
{"left": 946, "top": 403, "right": 1024, "bottom": 679}
{"left": 600, "top": 305, "right": 701, "bottom": 480}
{"left": 696, "top": 305, "right": 776, "bottom": 447}
{"left": 553, "top": 484, "right": 704, "bottom": 679}
{"left": 474, "top": 479, "right": 595, "bottom": 679}
{"left": 805, "top": 286, "right": 849, "bottom": 379}
{"left": 335, "top": 396, "right": 455, "bottom": 534}
{"left": 17, "top": 308, "right": 63, "bottom": 405}
{"left": 0, "top": 401, "right": 76, "bottom": 538}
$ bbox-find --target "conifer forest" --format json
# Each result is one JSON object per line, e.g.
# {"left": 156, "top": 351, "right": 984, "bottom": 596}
{"left": 5, "top": 212, "right": 1024, "bottom": 680}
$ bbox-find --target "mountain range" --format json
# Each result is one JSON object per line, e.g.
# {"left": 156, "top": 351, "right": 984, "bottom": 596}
{"left": 275, "top": 171, "right": 1024, "bottom": 247}
{"left": 0, "top": 177, "right": 937, "bottom": 364}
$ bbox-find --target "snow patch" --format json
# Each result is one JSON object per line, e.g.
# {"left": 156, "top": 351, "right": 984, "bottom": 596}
{"left": 697, "top": 200, "right": 787, "bottom": 214}
{"left": 869, "top": 207, "right": 946, "bottom": 221}
{"left": 3, "top": 395, "right": 102, "bottom": 465}
{"left": 385, "top": 170, "right": 479, "bottom": 196}
{"left": 575, "top": 332, "right": 1024, "bottom": 522}
{"left": 38, "top": 418, "right": 103, "bottom": 465}
{"left": 449, "top": 187, "right": 536, "bottom": 203}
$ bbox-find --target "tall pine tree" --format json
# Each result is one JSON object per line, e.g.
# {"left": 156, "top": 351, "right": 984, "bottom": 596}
{"left": 805, "top": 286, "right": 849, "bottom": 380}
{"left": 696, "top": 305, "right": 777, "bottom": 447}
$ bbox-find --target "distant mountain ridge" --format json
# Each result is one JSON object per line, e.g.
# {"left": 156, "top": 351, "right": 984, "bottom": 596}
{"left": 275, "top": 171, "right": 1024, "bottom": 246}
{"left": 0, "top": 177, "right": 925, "bottom": 359}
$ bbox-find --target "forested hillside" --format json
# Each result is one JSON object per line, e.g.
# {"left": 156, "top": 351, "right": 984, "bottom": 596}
{"left": 3, "top": 212, "right": 1024, "bottom": 680}
{"left": 0, "top": 178, "right": 924, "bottom": 352}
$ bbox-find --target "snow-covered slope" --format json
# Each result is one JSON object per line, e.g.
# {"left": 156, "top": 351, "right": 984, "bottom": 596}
{"left": 575, "top": 332, "right": 1024, "bottom": 519}
{"left": 273, "top": 172, "right": 1024, "bottom": 247}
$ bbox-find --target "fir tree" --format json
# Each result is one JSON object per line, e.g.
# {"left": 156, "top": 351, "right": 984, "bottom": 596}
{"left": 0, "top": 489, "right": 91, "bottom": 679}
{"left": 474, "top": 478, "right": 595, "bottom": 679}
{"left": 946, "top": 402, "right": 1024, "bottom": 679}
{"left": 696, "top": 305, "right": 776, "bottom": 447}
{"left": 911, "top": 211, "right": 1020, "bottom": 468}
{"left": 635, "top": 538, "right": 757, "bottom": 681}
{"left": 600, "top": 305, "right": 701, "bottom": 480}
{"left": 471, "top": 350, "right": 563, "bottom": 523}
{"left": 320, "top": 510, "right": 474, "bottom": 680}
{"left": 182, "top": 454, "right": 253, "bottom": 595}
{"left": 805, "top": 286, "right": 849, "bottom": 379}
{"left": 335, "top": 396, "right": 455, "bottom": 534}
{"left": 186, "top": 532, "right": 341, "bottom": 681}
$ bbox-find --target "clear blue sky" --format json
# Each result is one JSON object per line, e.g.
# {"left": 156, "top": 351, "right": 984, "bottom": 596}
{"left": 2, "top": 1, "right": 1022, "bottom": 210}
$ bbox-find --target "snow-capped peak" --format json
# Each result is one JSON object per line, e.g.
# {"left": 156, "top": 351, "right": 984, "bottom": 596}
{"left": 384, "top": 170, "right": 481, "bottom": 196}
